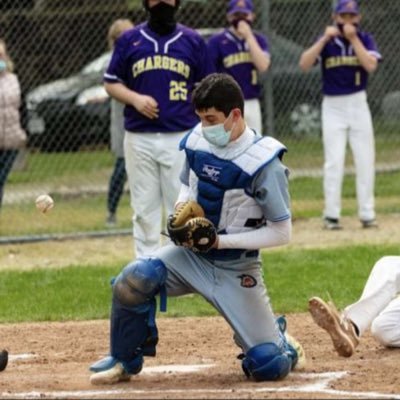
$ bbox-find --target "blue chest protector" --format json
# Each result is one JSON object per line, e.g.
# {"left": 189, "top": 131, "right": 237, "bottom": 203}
{"left": 180, "top": 129, "right": 286, "bottom": 261}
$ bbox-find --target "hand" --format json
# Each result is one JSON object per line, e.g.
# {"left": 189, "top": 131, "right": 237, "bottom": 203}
{"left": 343, "top": 23, "right": 358, "bottom": 40}
{"left": 323, "top": 26, "right": 340, "bottom": 41}
{"left": 236, "top": 20, "right": 253, "bottom": 40}
{"left": 132, "top": 93, "right": 159, "bottom": 119}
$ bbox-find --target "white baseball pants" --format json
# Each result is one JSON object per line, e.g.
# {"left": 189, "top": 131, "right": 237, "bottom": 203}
{"left": 345, "top": 256, "right": 400, "bottom": 347}
{"left": 322, "top": 91, "right": 375, "bottom": 221}
{"left": 244, "top": 98, "right": 262, "bottom": 135}
{"left": 124, "top": 131, "right": 185, "bottom": 258}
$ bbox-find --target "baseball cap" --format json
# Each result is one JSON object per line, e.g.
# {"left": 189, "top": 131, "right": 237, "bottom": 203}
{"left": 334, "top": 0, "right": 359, "bottom": 15}
{"left": 227, "top": 0, "right": 254, "bottom": 15}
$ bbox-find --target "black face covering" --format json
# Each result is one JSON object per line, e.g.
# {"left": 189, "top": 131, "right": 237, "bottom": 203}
{"left": 231, "top": 17, "right": 252, "bottom": 29}
{"left": 337, "top": 22, "right": 359, "bottom": 35}
{"left": 148, "top": 2, "right": 177, "bottom": 36}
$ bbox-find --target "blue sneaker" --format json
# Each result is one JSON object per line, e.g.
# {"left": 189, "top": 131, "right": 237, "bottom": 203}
{"left": 89, "top": 355, "right": 143, "bottom": 385}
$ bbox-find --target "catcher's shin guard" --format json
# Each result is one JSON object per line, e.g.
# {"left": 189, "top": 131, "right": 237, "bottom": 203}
{"left": 242, "top": 343, "right": 291, "bottom": 381}
{"left": 110, "top": 258, "right": 167, "bottom": 364}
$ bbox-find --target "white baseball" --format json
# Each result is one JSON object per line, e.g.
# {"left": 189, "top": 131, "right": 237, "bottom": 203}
{"left": 35, "top": 194, "right": 54, "bottom": 213}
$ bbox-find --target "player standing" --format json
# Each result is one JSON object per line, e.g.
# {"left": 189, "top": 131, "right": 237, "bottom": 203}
{"left": 299, "top": 0, "right": 382, "bottom": 230}
{"left": 89, "top": 73, "right": 302, "bottom": 385}
{"left": 104, "top": 0, "right": 212, "bottom": 257}
{"left": 207, "top": 0, "right": 270, "bottom": 134}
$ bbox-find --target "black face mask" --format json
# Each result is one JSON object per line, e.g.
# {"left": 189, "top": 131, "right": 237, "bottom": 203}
{"left": 231, "top": 17, "right": 252, "bottom": 29}
{"left": 337, "top": 22, "right": 359, "bottom": 35}
{"left": 148, "top": 2, "right": 177, "bottom": 36}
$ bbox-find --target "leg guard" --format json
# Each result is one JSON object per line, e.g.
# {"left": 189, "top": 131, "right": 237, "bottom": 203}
{"left": 97, "top": 258, "right": 167, "bottom": 374}
{"left": 276, "top": 315, "right": 300, "bottom": 370}
{"left": 242, "top": 343, "right": 291, "bottom": 381}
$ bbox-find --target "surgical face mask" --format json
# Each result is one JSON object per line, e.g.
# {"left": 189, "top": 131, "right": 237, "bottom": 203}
{"left": 0, "top": 60, "right": 7, "bottom": 72}
{"left": 202, "top": 113, "right": 235, "bottom": 147}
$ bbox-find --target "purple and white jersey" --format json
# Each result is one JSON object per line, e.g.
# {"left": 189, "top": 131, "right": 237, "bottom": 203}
{"left": 207, "top": 29, "right": 269, "bottom": 100}
{"left": 318, "top": 31, "right": 382, "bottom": 96}
{"left": 104, "top": 23, "right": 213, "bottom": 133}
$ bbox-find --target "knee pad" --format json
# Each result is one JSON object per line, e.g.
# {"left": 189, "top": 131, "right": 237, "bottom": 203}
{"left": 113, "top": 258, "right": 167, "bottom": 307}
{"left": 242, "top": 343, "right": 291, "bottom": 381}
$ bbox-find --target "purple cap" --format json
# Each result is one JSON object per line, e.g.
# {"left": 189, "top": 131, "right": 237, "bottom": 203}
{"left": 227, "top": 0, "right": 254, "bottom": 15}
{"left": 334, "top": 0, "right": 359, "bottom": 14}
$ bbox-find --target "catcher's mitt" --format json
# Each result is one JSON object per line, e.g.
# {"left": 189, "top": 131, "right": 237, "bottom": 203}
{"left": 167, "top": 201, "right": 217, "bottom": 253}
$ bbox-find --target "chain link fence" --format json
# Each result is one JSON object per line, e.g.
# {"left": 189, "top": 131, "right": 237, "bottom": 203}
{"left": 0, "top": 0, "right": 399, "bottom": 240}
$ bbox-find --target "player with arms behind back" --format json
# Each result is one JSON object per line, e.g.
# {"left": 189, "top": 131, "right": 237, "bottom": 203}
{"left": 104, "top": 0, "right": 212, "bottom": 257}
{"left": 89, "top": 73, "right": 304, "bottom": 385}
{"left": 299, "top": 0, "right": 382, "bottom": 230}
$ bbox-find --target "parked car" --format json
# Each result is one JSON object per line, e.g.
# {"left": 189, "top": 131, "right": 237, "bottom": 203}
{"left": 26, "top": 52, "right": 111, "bottom": 151}
{"left": 26, "top": 29, "right": 320, "bottom": 152}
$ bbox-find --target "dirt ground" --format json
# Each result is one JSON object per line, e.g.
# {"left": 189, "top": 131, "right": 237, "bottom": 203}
{"left": 0, "top": 214, "right": 399, "bottom": 399}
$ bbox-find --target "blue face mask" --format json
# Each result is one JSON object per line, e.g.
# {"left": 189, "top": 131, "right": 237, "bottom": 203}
{"left": 202, "top": 113, "right": 235, "bottom": 147}
{"left": 0, "top": 60, "right": 7, "bottom": 72}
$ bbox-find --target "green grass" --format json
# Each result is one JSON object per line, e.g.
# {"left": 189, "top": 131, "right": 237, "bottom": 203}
{"left": 0, "top": 244, "right": 397, "bottom": 322}
{"left": 289, "top": 170, "right": 400, "bottom": 219}
{"left": 9, "top": 149, "right": 113, "bottom": 185}
{"left": 2, "top": 168, "right": 399, "bottom": 237}
{"left": 1, "top": 136, "right": 399, "bottom": 236}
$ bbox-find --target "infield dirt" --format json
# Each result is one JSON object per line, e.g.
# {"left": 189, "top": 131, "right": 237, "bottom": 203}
{"left": 0, "top": 215, "right": 399, "bottom": 398}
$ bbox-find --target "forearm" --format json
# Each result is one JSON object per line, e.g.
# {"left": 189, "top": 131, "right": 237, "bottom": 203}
{"left": 104, "top": 82, "right": 139, "bottom": 106}
{"left": 350, "top": 37, "right": 378, "bottom": 73}
{"left": 246, "top": 35, "right": 270, "bottom": 72}
{"left": 175, "top": 184, "right": 191, "bottom": 206}
{"left": 299, "top": 37, "right": 328, "bottom": 71}
{"left": 217, "top": 218, "right": 292, "bottom": 250}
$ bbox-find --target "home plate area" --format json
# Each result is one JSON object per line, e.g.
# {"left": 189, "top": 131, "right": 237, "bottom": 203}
{"left": 0, "top": 316, "right": 399, "bottom": 399}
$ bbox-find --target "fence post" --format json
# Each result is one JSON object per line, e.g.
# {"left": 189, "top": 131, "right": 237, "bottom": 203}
{"left": 260, "top": 0, "right": 274, "bottom": 136}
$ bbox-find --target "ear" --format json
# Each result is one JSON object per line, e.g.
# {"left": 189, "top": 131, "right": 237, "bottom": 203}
{"left": 231, "top": 108, "right": 242, "bottom": 122}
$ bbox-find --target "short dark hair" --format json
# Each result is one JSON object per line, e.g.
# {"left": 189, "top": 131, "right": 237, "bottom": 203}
{"left": 192, "top": 73, "right": 244, "bottom": 116}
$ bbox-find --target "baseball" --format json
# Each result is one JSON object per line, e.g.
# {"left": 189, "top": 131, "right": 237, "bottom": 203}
{"left": 35, "top": 194, "right": 54, "bottom": 213}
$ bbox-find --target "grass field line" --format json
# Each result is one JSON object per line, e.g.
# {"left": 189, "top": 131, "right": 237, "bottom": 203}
{"left": 6, "top": 161, "right": 400, "bottom": 205}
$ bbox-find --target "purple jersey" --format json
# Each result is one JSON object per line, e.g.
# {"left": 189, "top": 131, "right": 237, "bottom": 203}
{"left": 104, "top": 23, "right": 212, "bottom": 133}
{"left": 207, "top": 29, "right": 269, "bottom": 100}
{"left": 318, "top": 31, "right": 382, "bottom": 96}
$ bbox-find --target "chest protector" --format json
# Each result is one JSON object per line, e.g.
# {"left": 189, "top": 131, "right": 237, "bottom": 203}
{"left": 180, "top": 126, "right": 286, "bottom": 261}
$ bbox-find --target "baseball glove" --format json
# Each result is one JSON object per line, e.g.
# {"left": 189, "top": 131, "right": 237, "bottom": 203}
{"left": 167, "top": 201, "right": 217, "bottom": 253}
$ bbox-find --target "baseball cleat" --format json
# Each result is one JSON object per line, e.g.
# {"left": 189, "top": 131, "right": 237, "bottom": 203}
{"left": 90, "top": 362, "right": 131, "bottom": 385}
{"left": 323, "top": 217, "right": 343, "bottom": 230}
{"left": 361, "top": 219, "right": 378, "bottom": 229}
{"left": 308, "top": 297, "right": 359, "bottom": 357}
{"left": 0, "top": 349, "right": 8, "bottom": 372}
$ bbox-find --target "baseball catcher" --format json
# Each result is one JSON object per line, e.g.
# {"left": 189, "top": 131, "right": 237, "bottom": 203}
{"left": 166, "top": 201, "right": 217, "bottom": 252}
{"left": 89, "top": 73, "right": 302, "bottom": 385}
